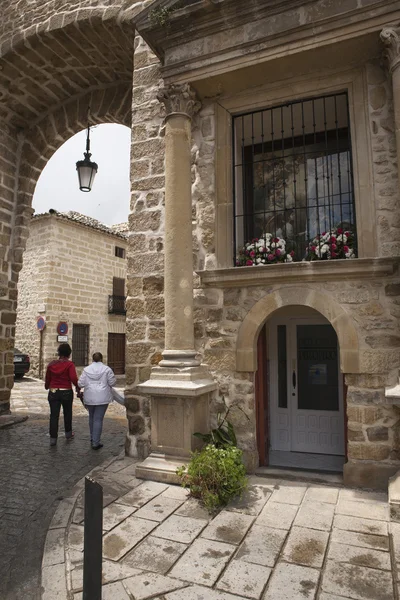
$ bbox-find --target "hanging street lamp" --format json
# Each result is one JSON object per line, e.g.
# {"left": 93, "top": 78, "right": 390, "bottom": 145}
{"left": 76, "top": 112, "right": 98, "bottom": 192}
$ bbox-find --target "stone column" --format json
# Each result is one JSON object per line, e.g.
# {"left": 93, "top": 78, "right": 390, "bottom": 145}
{"left": 157, "top": 83, "right": 200, "bottom": 368}
{"left": 381, "top": 24, "right": 400, "bottom": 181}
{"left": 136, "top": 83, "right": 217, "bottom": 483}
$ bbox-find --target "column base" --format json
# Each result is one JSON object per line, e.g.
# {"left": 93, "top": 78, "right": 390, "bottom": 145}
{"left": 343, "top": 460, "right": 399, "bottom": 491}
{"left": 136, "top": 364, "right": 217, "bottom": 484}
{"left": 135, "top": 453, "right": 189, "bottom": 485}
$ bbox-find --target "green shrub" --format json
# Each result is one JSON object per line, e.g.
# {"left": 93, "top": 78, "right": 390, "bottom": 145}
{"left": 177, "top": 444, "right": 247, "bottom": 512}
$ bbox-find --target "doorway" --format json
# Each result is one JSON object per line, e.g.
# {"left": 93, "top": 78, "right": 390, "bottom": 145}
{"left": 266, "top": 313, "right": 345, "bottom": 472}
{"left": 108, "top": 333, "right": 126, "bottom": 375}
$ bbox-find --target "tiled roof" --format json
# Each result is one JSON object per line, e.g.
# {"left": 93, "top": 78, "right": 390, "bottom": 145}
{"left": 33, "top": 210, "right": 128, "bottom": 240}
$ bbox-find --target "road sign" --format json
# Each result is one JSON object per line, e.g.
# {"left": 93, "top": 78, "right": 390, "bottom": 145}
{"left": 37, "top": 316, "right": 46, "bottom": 331}
{"left": 57, "top": 321, "right": 68, "bottom": 335}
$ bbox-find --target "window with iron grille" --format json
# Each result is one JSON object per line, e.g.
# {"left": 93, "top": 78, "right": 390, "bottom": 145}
{"left": 233, "top": 93, "right": 356, "bottom": 266}
{"left": 115, "top": 246, "right": 125, "bottom": 259}
{"left": 72, "top": 324, "right": 89, "bottom": 367}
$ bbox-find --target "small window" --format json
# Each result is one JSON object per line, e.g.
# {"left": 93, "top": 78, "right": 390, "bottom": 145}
{"left": 72, "top": 324, "right": 89, "bottom": 367}
{"left": 115, "top": 246, "right": 125, "bottom": 259}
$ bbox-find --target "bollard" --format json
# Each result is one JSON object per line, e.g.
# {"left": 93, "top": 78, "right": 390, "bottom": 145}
{"left": 83, "top": 476, "right": 103, "bottom": 600}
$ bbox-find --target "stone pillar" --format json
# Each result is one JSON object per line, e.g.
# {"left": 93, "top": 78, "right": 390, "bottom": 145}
{"left": 158, "top": 83, "right": 200, "bottom": 368}
{"left": 136, "top": 83, "right": 217, "bottom": 483}
{"left": 381, "top": 24, "right": 400, "bottom": 181}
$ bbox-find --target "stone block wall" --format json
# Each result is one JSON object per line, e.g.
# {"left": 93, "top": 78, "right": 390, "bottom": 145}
{"left": 15, "top": 214, "right": 127, "bottom": 376}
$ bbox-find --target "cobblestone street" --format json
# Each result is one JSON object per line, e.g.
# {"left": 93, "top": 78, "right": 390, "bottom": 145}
{"left": 0, "top": 377, "right": 127, "bottom": 600}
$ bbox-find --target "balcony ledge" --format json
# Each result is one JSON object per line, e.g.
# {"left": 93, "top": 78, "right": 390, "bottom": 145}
{"left": 198, "top": 257, "right": 399, "bottom": 288}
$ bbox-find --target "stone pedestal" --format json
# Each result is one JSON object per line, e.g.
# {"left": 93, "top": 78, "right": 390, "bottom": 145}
{"left": 136, "top": 367, "right": 217, "bottom": 483}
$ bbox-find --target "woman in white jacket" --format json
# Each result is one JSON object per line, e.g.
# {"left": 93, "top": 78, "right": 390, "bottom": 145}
{"left": 78, "top": 352, "right": 116, "bottom": 449}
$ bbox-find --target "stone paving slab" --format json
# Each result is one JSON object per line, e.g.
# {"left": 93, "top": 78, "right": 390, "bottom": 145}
{"left": 321, "top": 559, "right": 394, "bottom": 600}
{"left": 39, "top": 453, "right": 399, "bottom": 600}
{"left": 282, "top": 525, "right": 329, "bottom": 568}
{"left": 169, "top": 538, "right": 235, "bottom": 586}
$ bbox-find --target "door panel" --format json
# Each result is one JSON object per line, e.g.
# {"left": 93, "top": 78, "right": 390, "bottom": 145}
{"left": 108, "top": 333, "right": 125, "bottom": 375}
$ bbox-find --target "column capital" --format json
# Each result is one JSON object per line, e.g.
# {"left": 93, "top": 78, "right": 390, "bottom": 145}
{"left": 157, "top": 83, "right": 201, "bottom": 119}
{"left": 381, "top": 24, "right": 400, "bottom": 74}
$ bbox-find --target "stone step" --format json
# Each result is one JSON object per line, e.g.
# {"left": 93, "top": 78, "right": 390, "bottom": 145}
{"left": 255, "top": 466, "right": 343, "bottom": 487}
{"left": 389, "top": 469, "right": 400, "bottom": 522}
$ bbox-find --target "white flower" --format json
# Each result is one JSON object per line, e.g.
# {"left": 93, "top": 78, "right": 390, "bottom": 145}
{"left": 256, "top": 258, "right": 262, "bottom": 264}
{"left": 285, "top": 255, "right": 293, "bottom": 262}
{"left": 321, "top": 244, "right": 329, "bottom": 254}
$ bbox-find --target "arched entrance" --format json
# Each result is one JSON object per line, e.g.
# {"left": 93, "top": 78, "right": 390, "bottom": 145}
{"left": 237, "top": 287, "right": 360, "bottom": 472}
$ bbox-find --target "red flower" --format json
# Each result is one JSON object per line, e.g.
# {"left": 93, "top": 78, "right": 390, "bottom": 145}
{"left": 290, "top": 250, "right": 295, "bottom": 257}
{"left": 273, "top": 238, "right": 280, "bottom": 243}
{"left": 344, "top": 245, "right": 349, "bottom": 253}
{"left": 311, "top": 246, "right": 316, "bottom": 252}
{"left": 267, "top": 254, "right": 274, "bottom": 261}
{"left": 331, "top": 251, "right": 337, "bottom": 258}
{"left": 246, "top": 259, "right": 253, "bottom": 266}
{"left": 337, "top": 228, "right": 343, "bottom": 234}
{"left": 331, "top": 243, "right": 337, "bottom": 250}
{"left": 250, "top": 250, "right": 255, "bottom": 257}
{"left": 322, "top": 231, "right": 326, "bottom": 236}
{"left": 275, "top": 249, "right": 281, "bottom": 256}
{"left": 330, "top": 236, "right": 336, "bottom": 243}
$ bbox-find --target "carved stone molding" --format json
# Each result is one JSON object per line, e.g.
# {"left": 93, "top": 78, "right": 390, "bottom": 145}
{"left": 157, "top": 83, "right": 201, "bottom": 119}
{"left": 381, "top": 24, "right": 400, "bottom": 74}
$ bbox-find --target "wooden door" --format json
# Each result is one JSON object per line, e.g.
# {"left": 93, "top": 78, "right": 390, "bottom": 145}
{"left": 108, "top": 333, "right": 125, "bottom": 375}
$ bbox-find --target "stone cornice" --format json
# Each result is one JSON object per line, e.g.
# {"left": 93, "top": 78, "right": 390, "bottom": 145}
{"left": 381, "top": 24, "right": 400, "bottom": 74}
{"left": 157, "top": 83, "right": 201, "bottom": 118}
{"left": 198, "top": 258, "right": 399, "bottom": 288}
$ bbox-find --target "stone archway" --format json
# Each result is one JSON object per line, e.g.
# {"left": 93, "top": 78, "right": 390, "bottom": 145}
{"left": 236, "top": 286, "right": 360, "bottom": 374}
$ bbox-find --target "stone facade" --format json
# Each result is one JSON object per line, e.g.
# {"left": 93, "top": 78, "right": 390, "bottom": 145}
{"left": 15, "top": 211, "right": 127, "bottom": 376}
{"left": 1, "top": 0, "right": 400, "bottom": 488}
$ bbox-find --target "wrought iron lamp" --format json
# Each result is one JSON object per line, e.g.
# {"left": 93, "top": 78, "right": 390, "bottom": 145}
{"left": 76, "top": 110, "right": 98, "bottom": 192}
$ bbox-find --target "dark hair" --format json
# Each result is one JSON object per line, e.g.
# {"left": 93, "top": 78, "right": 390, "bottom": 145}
{"left": 58, "top": 343, "right": 72, "bottom": 358}
{"left": 92, "top": 352, "right": 103, "bottom": 362}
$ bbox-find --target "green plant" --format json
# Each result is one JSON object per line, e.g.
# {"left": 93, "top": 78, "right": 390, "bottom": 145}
{"left": 193, "top": 398, "right": 249, "bottom": 448}
{"left": 149, "top": 2, "right": 185, "bottom": 28}
{"left": 177, "top": 444, "right": 247, "bottom": 512}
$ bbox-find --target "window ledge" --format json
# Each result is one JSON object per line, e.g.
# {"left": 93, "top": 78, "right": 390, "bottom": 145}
{"left": 198, "top": 257, "right": 399, "bottom": 288}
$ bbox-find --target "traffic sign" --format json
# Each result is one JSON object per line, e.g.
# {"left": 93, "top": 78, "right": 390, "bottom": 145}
{"left": 37, "top": 316, "right": 46, "bottom": 331}
{"left": 57, "top": 321, "right": 68, "bottom": 335}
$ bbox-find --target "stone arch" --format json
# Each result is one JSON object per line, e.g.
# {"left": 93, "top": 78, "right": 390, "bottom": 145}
{"left": 236, "top": 286, "right": 360, "bottom": 374}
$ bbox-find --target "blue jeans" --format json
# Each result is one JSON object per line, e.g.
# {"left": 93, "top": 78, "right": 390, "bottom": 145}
{"left": 87, "top": 404, "right": 108, "bottom": 446}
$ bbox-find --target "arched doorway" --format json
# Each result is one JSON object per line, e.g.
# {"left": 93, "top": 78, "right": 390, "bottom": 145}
{"left": 256, "top": 306, "right": 347, "bottom": 472}
{"left": 237, "top": 287, "right": 360, "bottom": 473}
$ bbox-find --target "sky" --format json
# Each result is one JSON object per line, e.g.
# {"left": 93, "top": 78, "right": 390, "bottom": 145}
{"left": 33, "top": 123, "right": 131, "bottom": 226}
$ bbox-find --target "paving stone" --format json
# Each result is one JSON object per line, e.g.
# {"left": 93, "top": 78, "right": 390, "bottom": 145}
{"left": 321, "top": 559, "right": 394, "bottom": 600}
{"left": 294, "top": 500, "right": 335, "bottom": 531}
{"left": 42, "top": 528, "right": 65, "bottom": 566}
{"left": 282, "top": 526, "right": 329, "bottom": 568}
{"left": 256, "top": 501, "right": 298, "bottom": 530}
{"left": 117, "top": 481, "right": 168, "bottom": 508}
{"left": 123, "top": 572, "right": 187, "bottom": 599}
{"left": 161, "top": 485, "right": 190, "bottom": 501}
{"left": 336, "top": 499, "right": 389, "bottom": 522}
{"left": 42, "top": 563, "right": 68, "bottom": 600}
{"left": 390, "top": 522, "right": 400, "bottom": 563}
{"left": 175, "top": 498, "right": 211, "bottom": 521}
{"left": 263, "top": 561, "right": 319, "bottom": 599}
{"left": 327, "top": 541, "right": 391, "bottom": 571}
{"left": 122, "top": 536, "right": 187, "bottom": 574}
{"left": 216, "top": 559, "right": 271, "bottom": 599}
{"left": 50, "top": 498, "right": 76, "bottom": 529}
{"left": 72, "top": 507, "right": 84, "bottom": 524}
{"left": 103, "top": 516, "right": 157, "bottom": 561}
{"left": 319, "top": 594, "right": 353, "bottom": 600}
{"left": 153, "top": 514, "right": 207, "bottom": 543}
{"left": 339, "top": 488, "right": 388, "bottom": 505}
{"left": 169, "top": 538, "right": 235, "bottom": 586}
{"left": 71, "top": 560, "right": 142, "bottom": 592}
{"left": 101, "top": 581, "right": 131, "bottom": 600}
{"left": 102, "top": 502, "right": 137, "bottom": 531}
{"left": 330, "top": 528, "right": 390, "bottom": 552}
{"left": 334, "top": 515, "right": 388, "bottom": 536}
{"left": 159, "top": 585, "right": 249, "bottom": 599}
{"left": 133, "top": 496, "right": 184, "bottom": 522}
{"left": 200, "top": 511, "right": 254, "bottom": 545}
{"left": 304, "top": 486, "right": 339, "bottom": 504}
{"left": 225, "top": 485, "right": 272, "bottom": 516}
{"left": 270, "top": 483, "right": 307, "bottom": 505}
{"left": 236, "top": 524, "right": 287, "bottom": 567}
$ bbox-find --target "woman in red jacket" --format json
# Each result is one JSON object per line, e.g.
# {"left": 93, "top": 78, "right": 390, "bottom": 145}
{"left": 45, "top": 343, "right": 80, "bottom": 446}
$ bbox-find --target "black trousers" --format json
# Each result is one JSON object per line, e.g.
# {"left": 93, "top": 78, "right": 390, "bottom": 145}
{"left": 48, "top": 389, "right": 73, "bottom": 439}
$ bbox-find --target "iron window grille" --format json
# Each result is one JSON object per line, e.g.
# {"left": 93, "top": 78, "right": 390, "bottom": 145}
{"left": 108, "top": 295, "right": 126, "bottom": 315}
{"left": 233, "top": 92, "right": 357, "bottom": 265}
{"left": 115, "top": 246, "right": 125, "bottom": 259}
{"left": 72, "top": 324, "right": 89, "bottom": 367}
